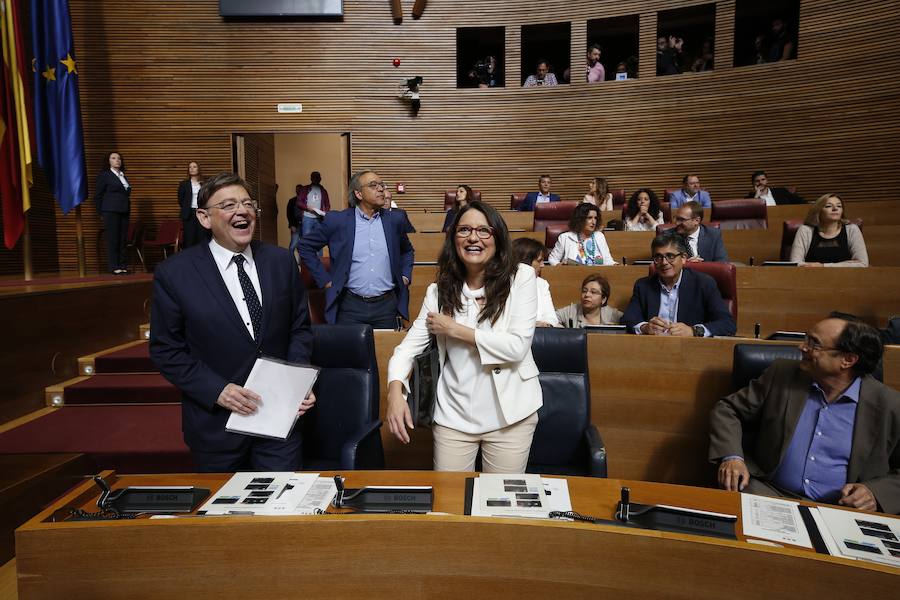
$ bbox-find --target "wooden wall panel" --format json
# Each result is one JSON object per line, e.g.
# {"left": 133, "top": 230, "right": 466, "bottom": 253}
{"left": 0, "top": 0, "right": 896, "bottom": 275}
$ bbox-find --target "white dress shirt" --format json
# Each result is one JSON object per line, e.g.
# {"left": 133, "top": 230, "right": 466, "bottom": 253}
{"left": 208, "top": 239, "right": 263, "bottom": 339}
{"left": 758, "top": 188, "right": 776, "bottom": 206}
{"left": 111, "top": 168, "right": 129, "bottom": 189}
{"left": 190, "top": 180, "right": 201, "bottom": 209}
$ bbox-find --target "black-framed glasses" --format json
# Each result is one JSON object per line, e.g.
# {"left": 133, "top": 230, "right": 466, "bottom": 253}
{"left": 651, "top": 252, "right": 684, "bottom": 264}
{"left": 455, "top": 225, "right": 494, "bottom": 239}
{"left": 202, "top": 199, "right": 258, "bottom": 213}
{"left": 801, "top": 334, "right": 841, "bottom": 353}
{"left": 364, "top": 181, "right": 387, "bottom": 190}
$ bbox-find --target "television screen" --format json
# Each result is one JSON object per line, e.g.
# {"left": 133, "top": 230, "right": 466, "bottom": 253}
{"left": 220, "top": 0, "right": 343, "bottom": 17}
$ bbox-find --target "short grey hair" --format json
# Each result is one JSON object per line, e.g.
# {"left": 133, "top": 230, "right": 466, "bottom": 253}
{"left": 348, "top": 169, "right": 377, "bottom": 207}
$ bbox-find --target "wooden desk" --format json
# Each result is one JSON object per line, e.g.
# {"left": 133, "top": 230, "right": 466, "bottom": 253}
{"left": 408, "top": 210, "right": 534, "bottom": 233}
{"left": 409, "top": 231, "right": 543, "bottom": 264}
{"left": 16, "top": 471, "right": 898, "bottom": 599}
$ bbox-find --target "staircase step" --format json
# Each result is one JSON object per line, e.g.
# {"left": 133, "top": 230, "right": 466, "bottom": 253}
{"left": 79, "top": 340, "right": 152, "bottom": 375}
{"left": 49, "top": 373, "right": 179, "bottom": 406}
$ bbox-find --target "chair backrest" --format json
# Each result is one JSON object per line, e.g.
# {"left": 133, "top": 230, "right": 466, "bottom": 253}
{"left": 150, "top": 220, "right": 183, "bottom": 245}
{"left": 126, "top": 220, "right": 144, "bottom": 244}
{"left": 710, "top": 199, "right": 767, "bottom": 230}
{"left": 731, "top": 343, "right": 802, "bottom": 392}
{"left": 544, "top": 223, "right": 568, "bottom": 250}
{"left": 780, "top": 218, "right": 863, "bottom": 260}
{"left": 527, "top": 328, "right": 591, "bottom": 473}
{"left": 302, "top": 324, "right": 383, "bottom": 466}
{"left": 649, "top": 261, "right": 738, "bottom": 321}
{"left": 533, "top": 200, "right": 578, "bottom": 232}
{"left": 301, "top": 257, "right": 331, "bottom": 324}
{"left": 510, "top": 192, "right": 527, "bottom": 210}
{"left": 611, "top": 189, "right": 626, "bottom": 208}
{"left": 620, "top": 201, "right": 672, "bottom": 224}
{"left": 443, "top": 189, "right": 482, "bottom": 210}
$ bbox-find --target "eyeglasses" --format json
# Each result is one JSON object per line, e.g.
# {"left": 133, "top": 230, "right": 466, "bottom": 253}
{"left": 651, "top": 252, "right": 684, "bottom": 264}
{"left": 203, "top": 199, "right": 258, "bottom": 213}
{"left": 364, "top": 181, "right": 387, "bottom": 190}
{"left": 455, "top": 225, "right": 494, "bottom": 239}
{"left": 801, "top": 335, "right": 841, "bottom": 353}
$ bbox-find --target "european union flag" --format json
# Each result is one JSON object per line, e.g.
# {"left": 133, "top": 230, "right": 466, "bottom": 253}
{"left": 31, "top": 0, "right": 86, "bottom": 214}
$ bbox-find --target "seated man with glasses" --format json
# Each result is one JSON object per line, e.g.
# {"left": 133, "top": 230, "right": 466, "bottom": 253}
{"left": 150, "top": 172, "right": 315, "bottom": 471}
{"left": 623, "top": 233, "right": 736, "bottom": 337}
{"left": 299, "top": 169, "right": 414, "bottom": 329}
{"left": 710, "top": 313, "right": 900, "bottom": 514}
{"left": 673, "top": 201, "right": 729, "bottom": 263}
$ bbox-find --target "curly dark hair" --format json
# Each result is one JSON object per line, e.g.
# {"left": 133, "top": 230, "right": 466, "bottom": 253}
{"left": 568, "top": 202, "right": 600, "bottom": 234}
{"left": 625, "top": 188, "right": 661, "bottom": 220}
{"left": 437, "top": 201, "right": 517, "bottom": 325}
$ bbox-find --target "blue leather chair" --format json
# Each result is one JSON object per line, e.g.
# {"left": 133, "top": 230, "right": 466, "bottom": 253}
{"left": 527, "top": 328, "right": 607, "bottom": 477}
{"left": 302, "top": 324, "right": 384, "bottom": 470}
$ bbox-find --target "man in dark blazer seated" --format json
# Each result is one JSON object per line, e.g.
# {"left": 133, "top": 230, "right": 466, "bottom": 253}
{"left": 674, "top": 201, "right": 729, "bottom": 263}
{"left": 150, "top": 172, "right": 316, "bottom": 472}
{"left": 710, "top": 314, "right": 900, "bottom": 514}
{"left": 623, "top": 233, "right": 736, "bottom": 337}
{"left": 745, "top": 170, "right": 804, "bottom": 205}
{"left": 299, "top": 169, "right": 414, "bottom": 328}
{"left": 516, "top": 174, "right": 561, "bottom": 211}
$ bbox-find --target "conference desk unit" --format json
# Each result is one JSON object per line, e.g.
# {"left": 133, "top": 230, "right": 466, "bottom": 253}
{"left": 15, "top": 471, "right": 898, "bottom": 599}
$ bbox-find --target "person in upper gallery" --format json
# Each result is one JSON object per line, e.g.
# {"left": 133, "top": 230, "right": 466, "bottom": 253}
{"left": 556, "top": 273, "right": 623, "bottom": 328}
{"left": 673, "top": 201, "right": 729, "bottom": 263}
{"left": 790, "top": 193, "right": 868, "bottom": 268}
{"left": 668, "top": 174, "right": 712, "bottom": 208}
{"left": 298, "top": 170, "right": 414, "bottom": 328}
{"left": 178, "top": 161, "right": 206, "bottom": 249}
{"left": 710, "top": 313, "right": 900, "bottom": 514}
{"left": 295, "top": 171, "right": 331, "bottom": 240}
{"left": 585, "top": 43, "right": 605, "bottom": 83}
{"left": 623, "top": 188, "right": 664, "bottom": 232}
{"left": 150, "top": 172, "right": 315, "bottom": 472}
{"left": 690, "top": 37, "right": 715, "bottom": 72}
{"left": 523, "top": 59, "right": 558, "bottom": 87}
{"left": 745, "top": 170, "right": 804, "bottom": 205}
{"left": 517, "top": 174, "right": 561, "bottom": 211}
{"left": 582, "top": 177, "right": 613, "bottom": 211}
{"left": 443, "top": 184, "right": 473, "bottom": 233}
{"left": 547, "top": 202, "right": 616, "bottom": 266}
{"left": 512, "top": 237, "right": 559, "bottom": 327}
{"left": 767, "top": 18, "right": 796, "bottom": 62}
{"left": 656, "top": 35, "right": 683, "bottom": 76}
{"left": 623, "top": 232, "right": 736, "bottom": 337}
{"left": 94, "top": 152, "right": 132, "bottom": 274}
{"left": 385, "top": 201, "right": 542, "bottom": 473}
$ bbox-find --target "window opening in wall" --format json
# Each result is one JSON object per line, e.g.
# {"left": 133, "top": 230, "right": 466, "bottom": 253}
{"left": 734, "top": 0, "right": 800, "bottom": 67}
{"left": 586, "top": 14, "right": 640, "bottom": 81}
{"left": 521, "top": 22, "right": 571, "bottom": 87}
{"left": 457, "top": 26, "right": 505, "bottom": 88}
{"left": 656, "top": 4, "right": 716, "bottom": 76}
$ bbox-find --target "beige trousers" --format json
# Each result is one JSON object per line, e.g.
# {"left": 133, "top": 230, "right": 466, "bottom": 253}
{"left": 432, "top": 412, "right": 539, "bottom": 473}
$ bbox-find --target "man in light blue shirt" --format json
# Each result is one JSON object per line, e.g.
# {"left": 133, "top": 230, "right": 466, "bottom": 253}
{"left": 668, "top": 174, "right": 712, "bottom": 208}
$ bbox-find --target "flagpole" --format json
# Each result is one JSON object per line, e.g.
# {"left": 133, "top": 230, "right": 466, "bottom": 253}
{"left": 22, "top": 213, "right": 33, "bottom": 280}
{"left": 75, "top": 204, "right": 85, "bottom": 276}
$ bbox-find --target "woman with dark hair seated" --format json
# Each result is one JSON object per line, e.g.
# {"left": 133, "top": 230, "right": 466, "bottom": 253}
{"left": 556, "top": 273, "right": 623, "bottom": 328}
{"left": 442, "top": 184, "right": 474, "bottom": 232}
{"left": 624, "top": 188, "right": 663, "bottom": 231}
{"left": 386, "top": 201, "right": 543, "bottom": 473}
{"left": 547, "top": 202, "right": 616, "bottom": 266}
{"left": 790, "top": 193, "right": 868, "bottom": 267}
{"left": 512, "top": 237, "right": 559, "bottom": 327}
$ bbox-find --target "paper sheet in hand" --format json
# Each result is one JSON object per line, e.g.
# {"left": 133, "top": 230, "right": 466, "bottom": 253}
{"left": 226, "top": 357, "right": 319, "bottom": 440}
{"left": 740, "top": 493, "right": 812, "bottom": 548}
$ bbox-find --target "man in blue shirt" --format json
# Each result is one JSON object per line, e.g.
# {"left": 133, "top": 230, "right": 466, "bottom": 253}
{"left": 668, "top": 174, "right": 712, "bottom": 208}
{"left": 517, "top": 175, "right": 561, "bottom": 211}
{"left": 710, "top": 314, "right": 900, "bottom": 514}
{"left": 299, "top": 170, "right": 414, "bottom": 328}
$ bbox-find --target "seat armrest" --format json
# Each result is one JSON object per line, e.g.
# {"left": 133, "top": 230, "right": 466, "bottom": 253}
{"left": 585, "top": 425, "right": 608, "bottom": 478}
{"left": 340, "top": 419, "right": 385, "bottom": 470}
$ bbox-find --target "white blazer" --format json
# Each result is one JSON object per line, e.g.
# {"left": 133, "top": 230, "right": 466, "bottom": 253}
{"left": 547, "top": 231, "right": 616, "bottom": 266}
{"left": 388, "top": 263, "right": 543, "bottom": 426}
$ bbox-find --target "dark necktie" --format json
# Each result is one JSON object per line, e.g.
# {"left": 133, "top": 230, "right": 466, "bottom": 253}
{"left": 233, "top": 254, "right": 262, "bottom": 340}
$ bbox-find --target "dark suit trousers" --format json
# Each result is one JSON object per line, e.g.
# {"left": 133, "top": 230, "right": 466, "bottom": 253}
{"left": 337, "top": 290, "right": 399, "bottom": 329}
{"left": 102, "top": 211, "right": 129, "bottom": 271}
{"left": 181, "top": 215, "right": 206, "bottom": 249}
{"left": 191, "top": 428, "right": 304, "bottom": 472}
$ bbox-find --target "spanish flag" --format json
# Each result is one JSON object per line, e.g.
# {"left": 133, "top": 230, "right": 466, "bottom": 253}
{"left": 0, "top": 0, "right": 34, "bottom": 250}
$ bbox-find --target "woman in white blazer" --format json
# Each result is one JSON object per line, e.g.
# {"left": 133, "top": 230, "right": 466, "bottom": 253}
{"left": 547, "top": 202, "right": 616, "bottom": 266}
{"left": 387, "top": 201, "right": 542, "bottom": 473}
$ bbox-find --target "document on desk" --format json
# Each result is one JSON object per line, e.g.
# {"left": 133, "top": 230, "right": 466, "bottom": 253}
{"left": 226, "top": 357, "right": 319, "bottom": 440}
{"left": 740, "top": 493, "right": 812, "bottom": 548}
{"left": 198, "top": 472, "right": 327, "bottom": 516}
{"left": 815, "top": 506, "right": 900, "bottom": 567}
{"left": 471, "top": 474, "right": 570, "bottom": 519}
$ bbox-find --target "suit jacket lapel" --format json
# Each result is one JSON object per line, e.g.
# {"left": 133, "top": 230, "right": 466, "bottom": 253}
{"left": 192, "top": 245, "right": 255, "bottom": 345}
{"left": 253, "top": 241, "right": 274, "bottom": 344}
{"left": 847, "top": 376, "right": 881, "bottom": 482}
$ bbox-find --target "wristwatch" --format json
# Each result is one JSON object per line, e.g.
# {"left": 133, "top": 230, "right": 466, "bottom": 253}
{"left": 692, "top": 324, "right": 705, "bottom": 337}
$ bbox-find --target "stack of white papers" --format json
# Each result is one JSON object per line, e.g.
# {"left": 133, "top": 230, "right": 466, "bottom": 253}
{"left": 198, "top": 472, "right": 335, "bottom": 516}
{"left": 470, "top": 474, "right": 572, "bottom": 519}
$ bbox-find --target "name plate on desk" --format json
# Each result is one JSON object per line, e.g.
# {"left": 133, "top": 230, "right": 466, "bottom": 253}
{"left": 617, "top": 501, "right": 737, "bottom": 540}
{"left": 335, "top": 486, "right": 433, "bottom": 513}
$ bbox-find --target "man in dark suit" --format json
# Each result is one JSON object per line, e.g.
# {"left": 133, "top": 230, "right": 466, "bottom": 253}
{"left": 746, "top": 170, "right": 804, "bottom": 205}
{"left": 299, "top": 169, "right": 414, "bottom": 328}
{"left": 623, "top": 233, "right": 736, "bottom": 337}
{"left": 516, "top": 174, "right": 561, "bottom": 211}
{"left": 710, "top": 314, "right": 900, "bottom": 513}
{"left": 150, "top": 172, "right": 315, "bottom": 472}
{"left": 674, "top": 201, "right": 729, "bottom": 262}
